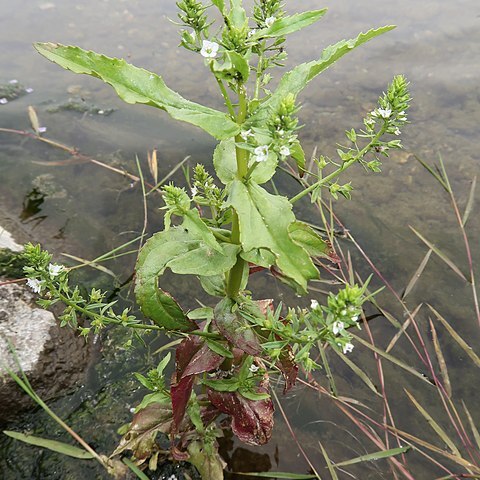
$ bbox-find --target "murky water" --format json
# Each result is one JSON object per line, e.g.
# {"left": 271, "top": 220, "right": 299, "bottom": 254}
{"left": 1, "top": 0, "right": 479, "bottom": 478}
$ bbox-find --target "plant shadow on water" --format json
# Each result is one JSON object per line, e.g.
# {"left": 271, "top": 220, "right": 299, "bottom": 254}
{"left": 0, "top": 0, "right": 479, "bottom": 479}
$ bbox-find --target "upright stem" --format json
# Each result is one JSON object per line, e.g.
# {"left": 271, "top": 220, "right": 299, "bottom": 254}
{"left": 226, "top": 84, "right": 249, "bottom": 299}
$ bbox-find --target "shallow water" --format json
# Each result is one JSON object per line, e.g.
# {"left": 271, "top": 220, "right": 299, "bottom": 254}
{"left": 1, "top": 0, "right": 479, "bottom": 478}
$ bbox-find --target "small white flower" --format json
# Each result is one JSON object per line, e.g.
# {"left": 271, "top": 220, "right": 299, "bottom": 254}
{"left": 249, "top": 363, "right": 259, "bottom": 373}
{"left": 253, "top": 145, "right": 269, "bottom": 163}
{"left": 25, "top": 87, "right": 34, "bottom": 93}
{"left": 38, "top": 126, "right": 47, "bottom": 133}
{"left": 377, "top": 108, "right": 392, "bottom": 119}
{"left": 26, "top": 278, "right": 43, "bottom": 294}
{"left": 310, "top": 299, "right": 319, "bottom": 310}
{"left": 332, "top": 321, "right": 344, "bottom": 335}
{"left": 0, "top": 98, "right": 8, "bottom": 105}
{"left": 365, "top": 117, "right": 375, "bottom": 126}
{"left": 351, "top": 315, "right": 359, "bottom": 322}
{"left": 200, "top": 40, "right": 219, "bottom": 58}
{"left": 340, "top": 309, "right": 347, "bottom": 316}
{"left": 48, "top": 263, "right": 64, "bottom": 277}
{"left": 393, "top": 127, "right": 401, "bottom": 136}
{"left": 240, "top": 129, "right": 252, "bottom": 141}
{"left": 248, "top": 29, "right": 256, "bottom": 38}
{"left": 191, "top": 186, "right": 198, "bottom": 197}
{"left": 343, "top": 342, "right": 354, "bottom": 354}
{"left": 279, "top": 145, "right": 290, "bottom": 157}
{"left": 166, "top": 475, "right": 178, "bottom": 480}
{"left": 265, "top": 16, "right": 275, "bottom": 27}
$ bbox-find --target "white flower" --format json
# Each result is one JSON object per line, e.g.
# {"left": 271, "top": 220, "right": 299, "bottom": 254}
{"left": 26, "top": 278, "right": 43, "bottom": 294}
{"left": 377, "top": 108, "right": 392, "bottom": 119}
{"left": 265, "top": 16, "right": 275, "bottom": 27}
{"left": 340, "top": 309, "right": 347, "bottom": 316}
{"left": 200, "top": 40, "right": 219, "bottom": 58}
{"left": 249, "top": 363, "right": 259, "bottom": 373}
{"left": 365, "top": 117, "right": 375, "bottom": 126}
{"left": 253, "top": 145, "right": 269, "bottom": 163}
{"left": 191, "top": 186, "right": 198, "bottom": 197}
{"left": 48, "top": 263, "right": 64, "bottom": 277}
{"left": 240, "top": 129, "right": 252, "bottom": 141}
{"left": 310, "top": 299, "right": 319, "bottom": 310}
{"left": 351, "top": 315, "right": 359, "bottom": 322}
{"left": 248, "top": 29, "right": 256, "bottom": 38}
{"left": 8, "top": 79, "right": 18, "bottom": 84}
{"left": 343, "top": 342, "right": 354, "bottom": 354}
{"left": 0, "top": 98, "right": 8, "bottom": 105}
{"left": 279, "top": 145, "right": 291, "bottom": 157}
{"left": 25, "top": 87, "right": 34, "bottom": 93}
{"left": 394, "top": 127, "right": 401, "bottom": 136}
{"left": 332, "top": 321, "right": 344, "bottom": 335}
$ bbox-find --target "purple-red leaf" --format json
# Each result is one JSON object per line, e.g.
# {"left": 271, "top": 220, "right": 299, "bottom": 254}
{"left": 277, "top": 346, "right": 298, "bottom": 393}
{"left": 207, "top": 381, "right": 274, "bottom": 445}
{"left": 214, "top": 298, "right": 262, "bottom": 356}
{"left": 172, "top": 336, "right": 224, "bottom": 430}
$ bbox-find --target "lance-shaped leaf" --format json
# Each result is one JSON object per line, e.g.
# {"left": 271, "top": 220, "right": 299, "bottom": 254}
{"left": 261, "top": 9, "right": 327, "bottom": 38}
{"left": 135, "top": 227, "right": 239, "bottom": 331}
{"left": 112, "top": 400, "right": 173, "bottom": 459}
{"left": 34, "top": 43, "right": 241, "bottom": 140}
{"left": 208, "top": 379, "right": 274, "bottom": 445}
{"left": 172, "top": 336, "right": 224, "bottom": 430}
{"left": 227, "top": 180, "right": 318, "bottom": 293}
{"left": 214, "top": 297, "right": 262, "bottom": 355}
{"left": 247, "top": 26, "right": 395, "bottom": 126}
{"left": 288, "top": 221, "right": 332, "bottom": 258}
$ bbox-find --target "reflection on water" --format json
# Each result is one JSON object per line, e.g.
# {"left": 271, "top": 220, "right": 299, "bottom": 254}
{"left": 1, "top": 0, "right": 479, "bottom": 478}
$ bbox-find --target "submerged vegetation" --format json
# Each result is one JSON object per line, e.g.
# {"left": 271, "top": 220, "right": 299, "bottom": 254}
{"left": 1, "top": 1, "right": 479, "bottom": 479}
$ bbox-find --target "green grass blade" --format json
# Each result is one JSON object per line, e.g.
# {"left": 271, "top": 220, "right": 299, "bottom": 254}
{"left": 332, "top": 347, "right": 381, "bottom": 397}
{"left": 413, "top": 154, "right": 449, "bottom": 191}
{"left": 402, "top": 249, "right": 432, "bottom": 299}
{"left": 404, "top": 390, "right": 461, "bottom": 457}
{"left": 462, "top": 401, "right": 480, "bottom": 452}
{"left": 3, "top": 431, "right": 94, "bottom": 459}
{"left": 333, "top": 446, "right": 410, "bottom": 468}
{"left": 409, "top": 226, "right": 467, "bottom": 282}
{"left": 318, "top": 441, "right": 339, "bottom": 480}
{"left": 462, "top": 175, "right": 476, "bottom": 227}
{"left": 122, "top": 458, "right": 150, "bottom": 480}
{"left": 429, "top": 319, "right": 452, "bottom": 397}
{"left": 386, "top": 303, "right": 422, "bottom": 353}
{"left": 350, "top": 333, "right": 434, "bottom": 385}
{"left": 318, "top": 343, "right": 338, "bottom": 397}
{"left": 428, "top": 305, "right": 480, "bottom": 368}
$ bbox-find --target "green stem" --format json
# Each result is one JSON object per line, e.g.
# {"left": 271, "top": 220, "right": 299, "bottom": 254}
{"left": 215, "top": 76, "right": 236, "bottom": 118}
{"left": 289, "top": 125, "right": 387, "bottom": 204}
{"left": 226, "top": 84, "right": 249, "bottom": 298}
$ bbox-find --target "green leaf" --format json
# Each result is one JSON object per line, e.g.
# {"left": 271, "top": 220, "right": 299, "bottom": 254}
{"left": 122, "top": 458, "right": 150, "bottom": 480}
{"left": 248, "top": 26, "right": 395, "bottom": 126}
{"left": 199, "top": 275, "right": 226, "bottom": 297}
{"left": 227, "top": 51, "right": 250, "bottom": 82}
{"left": 3, "top": 431, "right": 95, "bottom": 460}
{"left": 288, "top": 221, "right": 330, "bottom": 258}
{"left": 201, "top": 377, "right": 240, "bottom": 392}
{"left": 262, "top": 9, "right": 327, "bottom": 38}
{"left": 290, "top": 141, "right": 306, "bottom": 175}
{"left": 238, "top": 387, "right": 270, "bottom": 401}
{"left": 211, "top": 0, "right": 225, "bottom": 14}
{"left": 135, "top": 227, "right": 239, "bottom": 330}
{"left": 187, "top": 307, "right": 214, "bottom": 320}
{"left": 333, "top": 446, "right": 411, "bottom": 468}
{"left": 34, "top": 43, "right": 240, "bottom": 140}
{"left": 240, "top": 248, "right": 276, "bottom": 269}
{"left": 213, "top": 139, "right": 277, "bottom": 185}
{"left": 206, "top": 339, "right": 234, "bottom": 358}
{"left": 227, "top": 180, "right": 318, "bottom": 293}
{"left": 229, "top": 0, "right": 247, "bottom": 29}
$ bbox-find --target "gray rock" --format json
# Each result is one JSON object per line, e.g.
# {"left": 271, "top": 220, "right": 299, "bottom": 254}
{"left": 0, "top": 281, "right": 91, "bottom": 423}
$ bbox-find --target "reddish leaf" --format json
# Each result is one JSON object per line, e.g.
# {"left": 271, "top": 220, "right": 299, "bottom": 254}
{"left": 112, "top": 401, "right": 173, "bottom": 459}
{"left": 182, "top": 342, "right": 224, "bottom": 379}
{"left": 214, "top": 298, "right": 262, "bottom": 356}
{"left": 171, "top": 375, "right": 195, "bottom": 431}
{"left": 256, "top": 299, "right": 274, "bottom": 316}
{"left": 276, "top": 346, "right": 298, "bottom": 393}
{"left": 207, "top": 381, "right": 274, "bottom": 445}
{"left": 172, "top": 336, "right": 224, "bottom": 430}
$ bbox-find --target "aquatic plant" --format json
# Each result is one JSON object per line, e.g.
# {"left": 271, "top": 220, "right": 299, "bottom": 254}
{"left": 19, "top": 1, "right": 411, "bottom": 478}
